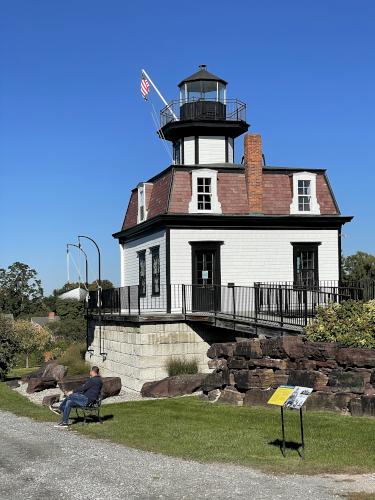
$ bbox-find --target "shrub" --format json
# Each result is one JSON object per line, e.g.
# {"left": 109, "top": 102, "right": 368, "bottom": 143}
{"left": 13, "top": 320, "right": 51, "bottom": 368}
{"left": 166, "top": 357, "right": 199, "bottom": 377}
{"left": 0, "top": 316, "right": 19, "bottom": 380}
{"left": 56, "top": 343, "right": 89, "bottom": 376}
{"left": 305, "top": 299, "right": 375, "bottom": 348}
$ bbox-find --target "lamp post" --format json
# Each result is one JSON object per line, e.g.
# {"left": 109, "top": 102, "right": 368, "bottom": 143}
{"left": 77, "top": 235, "right": 105, "bottom": 358}
{"left": 78, "top": 235, "right": 101, "bottom": 287}
{"left": 67, "top": 243, "right": 89, "bottom": 288}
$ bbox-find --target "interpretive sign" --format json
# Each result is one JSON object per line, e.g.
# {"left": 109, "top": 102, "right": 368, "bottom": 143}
{"left": 267, "top": 385, "right": 313, "bottom": 459}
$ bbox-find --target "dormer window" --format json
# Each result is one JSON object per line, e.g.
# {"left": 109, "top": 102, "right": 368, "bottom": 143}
{"left": 290, "top": 172, "right": 320, "bottom": 215}
{"left": 188, "top": 169, "right": 222, "bottom": 214}
{"left": 137, "top": 183, "right": 147, "bottom": 223}
{"left": 197, "top": 177, "right": 211, "bottom": 210}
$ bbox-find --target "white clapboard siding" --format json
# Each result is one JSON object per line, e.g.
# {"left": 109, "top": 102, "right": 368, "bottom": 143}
{"left": 183, "top": 137, "right": 195, "bottom": 164}
{"left": 199, "top": 136, "right": 226, "bottom": 164}
{"left": 170, "top": 228, "right": 339, "bottom": 285}
{"left": 227, "top": 137, "right": 234, "bottom": 163}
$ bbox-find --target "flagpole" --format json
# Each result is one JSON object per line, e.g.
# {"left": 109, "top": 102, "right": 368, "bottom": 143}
{"left": 142, "top": 69, "right": 178, "bottom": 121}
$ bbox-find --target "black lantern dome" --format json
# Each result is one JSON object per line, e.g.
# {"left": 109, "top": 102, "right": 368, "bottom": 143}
{"left": 159, "top": 65, "right": 249, "bottom": 165}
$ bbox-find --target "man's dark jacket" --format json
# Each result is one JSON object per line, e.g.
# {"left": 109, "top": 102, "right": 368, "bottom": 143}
{"left": 74, "top": 376, "right": 103, "bottom": 403}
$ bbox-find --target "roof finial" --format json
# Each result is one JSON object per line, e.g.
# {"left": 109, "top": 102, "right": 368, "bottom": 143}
{"left": 199, "top": 64, "right": 207, "bottom": 71}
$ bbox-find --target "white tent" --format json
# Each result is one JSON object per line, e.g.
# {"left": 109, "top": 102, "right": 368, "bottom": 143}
{"left": 59, "top": 287, "right": 88, "bottom": 301}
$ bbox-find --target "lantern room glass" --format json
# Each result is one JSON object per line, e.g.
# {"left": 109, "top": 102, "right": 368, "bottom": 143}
{"left": 180, "top": 81, "right": 226, "bottom": 104}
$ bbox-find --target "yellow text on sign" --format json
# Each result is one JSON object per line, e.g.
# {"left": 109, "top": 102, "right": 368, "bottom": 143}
{"left": 267, "top": 386, "right": 295, "bottom": 406}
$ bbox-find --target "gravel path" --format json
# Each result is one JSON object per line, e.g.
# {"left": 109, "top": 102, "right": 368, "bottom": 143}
{"left": 1, "top": 410, "right": 374, "bottom": 499}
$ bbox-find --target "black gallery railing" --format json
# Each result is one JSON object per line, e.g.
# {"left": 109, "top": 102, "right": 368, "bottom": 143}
{"left": 87, "top": 281, "right": 374, "bottom": 328}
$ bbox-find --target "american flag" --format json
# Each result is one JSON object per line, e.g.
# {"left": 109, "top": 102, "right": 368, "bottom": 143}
{"left": 141, "top": 77, "right": 150, "bottom": 100}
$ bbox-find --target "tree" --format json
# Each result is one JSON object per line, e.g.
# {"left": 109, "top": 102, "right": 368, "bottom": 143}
{"left": 48, "top": 298, "right": 86, "bottom": 342}
{"left": 0, "top": 262, "right": 44, "bottom": 318}
{"left": 0, "top": 316, "right": 19, "bottom": 380}
{"left": 342, "top": 252, "right": 375, "bottom": 281}
{"left": 13, "top": 320, "right": 51, "bottom": 368}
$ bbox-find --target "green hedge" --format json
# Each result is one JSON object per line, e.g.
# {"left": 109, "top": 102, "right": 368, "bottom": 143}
{"left": 305, "top": 300, "right": 375, "bottom": 348}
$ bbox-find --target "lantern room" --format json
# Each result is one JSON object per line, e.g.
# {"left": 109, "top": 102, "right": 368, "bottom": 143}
{"left": 159, "top": 65, "right": 249, "bottom": 165}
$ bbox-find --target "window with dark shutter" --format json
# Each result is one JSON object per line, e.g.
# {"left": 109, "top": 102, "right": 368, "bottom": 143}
{"left": 138, "top": 250, "right": 146, "bottom": 297}
{"left": 151, "top": 247, "right": 160, "bottom": 296}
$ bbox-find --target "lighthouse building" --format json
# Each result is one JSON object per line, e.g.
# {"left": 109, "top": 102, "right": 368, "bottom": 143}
{"left": 113, "top": 65, "right": 351, "bottom": 311}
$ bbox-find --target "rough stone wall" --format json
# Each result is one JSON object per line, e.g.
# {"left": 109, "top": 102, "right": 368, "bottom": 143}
{"left": 202, "top": 337, "right": 375, "bottom": 417}
{"left": 86, "top": 321, "right": 216, "bottom": 392}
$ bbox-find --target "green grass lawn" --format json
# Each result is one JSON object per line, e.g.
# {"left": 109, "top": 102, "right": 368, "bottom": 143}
{"left": 1, "top": 381, "right": 375, "bottom": 475}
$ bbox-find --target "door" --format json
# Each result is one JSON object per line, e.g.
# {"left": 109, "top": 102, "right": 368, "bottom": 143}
{"left": 191, "top": 243, "right": 222, "bottom": 312}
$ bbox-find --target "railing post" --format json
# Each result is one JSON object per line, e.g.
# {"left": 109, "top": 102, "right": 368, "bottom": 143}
{"left": 278, "top": 285, "right": 284, "bottom": 327}
{"left": 303, "top": 288, "right": 308, "bottom": 326}
{"left": 182, "top": 284, "right": 186, "bottom": 316}
{"left": 254, "top": 284, "right": 259, "bottom": 323}
{"left": 127, "top": 286, "right": 131, "bottom": 315}
{"left": 232, "top": 286, "right": 236, "bottom": 319}
{"left": 137, "top": 286, "right": 141, "bottom": 316}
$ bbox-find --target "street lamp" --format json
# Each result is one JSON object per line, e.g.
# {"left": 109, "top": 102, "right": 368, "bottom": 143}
{"left": 78, "top": 235, "right": 101, "bottom": 287}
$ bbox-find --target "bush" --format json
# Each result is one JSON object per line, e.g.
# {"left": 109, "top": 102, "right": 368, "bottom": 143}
{"left": 56, "top": 343, "right": 89, "bottom": 376}
{"left": 305, "top": 299, "right": 375, "bottom": 348}
{"left": 166, "top": 357, "right": 199, "bottom": 377}
{"left": 0, "top": 316, "right": 19, "bottom": 380}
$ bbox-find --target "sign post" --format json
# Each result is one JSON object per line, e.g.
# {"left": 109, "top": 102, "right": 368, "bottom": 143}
{"left": 268, "top": 385, "right": 312, "bottom": 459}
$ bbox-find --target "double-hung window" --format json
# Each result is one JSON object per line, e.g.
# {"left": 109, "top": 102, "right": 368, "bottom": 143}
{"left": 197, "top": 177, "right": 212, "bottom": 210}
{"left": 151, "top": 246, "right": 160, "bottom": 296}
{"left": 138, "top": 250, "right": 146, "bottom": 297}
{"left": 298, "top": 180, "right": 311, "bottom": 211}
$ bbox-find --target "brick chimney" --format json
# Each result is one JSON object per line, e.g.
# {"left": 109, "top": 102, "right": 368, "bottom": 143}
{"left": 244, "top": 133, "right": 263, "bottom": 213}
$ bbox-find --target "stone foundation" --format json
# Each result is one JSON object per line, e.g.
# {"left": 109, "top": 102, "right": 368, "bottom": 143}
{"left": 203, "top": 337, "right": 375, "bottom": 417}
{"left": 86, "top": 320, "right": 223, "bottom": 392}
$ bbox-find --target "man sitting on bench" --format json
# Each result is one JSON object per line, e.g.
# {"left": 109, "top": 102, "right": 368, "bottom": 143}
{"left": 50, "top": 366, "right": 103, "bottom": 428}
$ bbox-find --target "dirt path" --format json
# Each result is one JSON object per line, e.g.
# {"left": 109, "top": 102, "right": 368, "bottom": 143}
{"left": 0, "top": 410, "right": 373, "bottom": 500}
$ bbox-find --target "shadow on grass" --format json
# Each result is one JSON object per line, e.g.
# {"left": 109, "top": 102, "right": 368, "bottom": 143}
{"left": 269, "top": 439, "right": 304, "bottom": 458}
{"left": 71, "top": 414, "right": 114, "bottom": 425}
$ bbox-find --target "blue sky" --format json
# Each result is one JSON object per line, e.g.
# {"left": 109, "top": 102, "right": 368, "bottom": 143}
{"left": 1, "top": 1, "right": 374, "bottom": 294}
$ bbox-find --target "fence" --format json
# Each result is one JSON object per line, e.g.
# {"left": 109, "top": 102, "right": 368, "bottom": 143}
{"left": 87, "top": 280, "right": 374, "bottom": 328}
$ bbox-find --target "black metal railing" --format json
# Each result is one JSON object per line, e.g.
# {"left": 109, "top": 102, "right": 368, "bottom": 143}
{"left": 160, "top": 98, "right": 247, "bottom": 127}
{"left": 87, "top": 280, "right": 374, "bottom": 329}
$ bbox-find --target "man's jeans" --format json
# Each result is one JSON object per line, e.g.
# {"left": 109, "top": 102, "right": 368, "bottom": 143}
{"left": 60, "top": 393, "right": 88, "bottom": 424}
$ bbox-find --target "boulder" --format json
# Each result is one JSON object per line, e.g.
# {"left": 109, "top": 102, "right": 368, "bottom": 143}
{"left": 207, "top": 389, "right": 221, "bottom": 402}
{"left": 243, "top": 388, "right": 275, "bottom": 407}
{"left": 58, "top": 375, "right": 88, "bottom": 393}
{"left": 296, "top": 360, "right": 317, "bottom": 371}
{"left": 227, "top": 358, "right": 249, "bottom": 370}
{"left": 306, "top": 392, "right": 352, "bottom": 412}
{"left": 303, "top": 341, "right": 339, "bottom": 360}
{"left": 234, "top": 339, "right": 262, "bottom": 359}
{"left": 101, "top": 377, "right": 122, "bottom": 399}
{"left": 141, "top": 373, "right": 206, "bottom": 398}
{"left": 6, "top": 380, "right": 20, "bottom": 389}
{"left": 208, "top": 358, "right": 227, "bottom": 370}
{"left": 207, "top": 343, "right": 236, "bottom": 359}
{"left": 336, "top": 348, "right": 375, "bottom": 368}
{"left": 327, "top": 370, "right": 365, "bottom": 394}
{"left": 371, "top": 370, "right": 375, "bottom": 387}
{"left": 42, "top": 362, "right": 67, "bottom": 381}
{"left": 42, "top": 394, "right": 61, "bottom": 406}
{"left": 250, "top": 358, "right": 288, "bottom": 370}
{"left": 360, "top": 395, "right": 375, "bottom": 417}
{"left": 234, "top": 368, "right": 274, "bottom": 390}
{"left": 260, "top": 336, "right": 304, "bottom": 360}
{"left": 287, "top": 370, "right": 328, "bottom": 390}
{"left": 202, "top": 369, "right": 230, "bottom": 392}
{"left": 22, "top": 366, "right": 45, "bottom": 382}
{"left": 349, "top": 397, "right": 363, "bottom": 417}
{"left": 27, "top": 378, "right": 57, "bottom": 393}
{"left": 218, "top": 387, "right": 244, "bottom": 406}
{"left": 271, "top": 371, "right": 290, "bottom": 388}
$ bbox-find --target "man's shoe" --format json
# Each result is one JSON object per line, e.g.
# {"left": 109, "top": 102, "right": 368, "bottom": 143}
{"left": 54, "top": 422, "right": 70, "bottom": 428}
{"left": 49, "top": 405, "right": 61, "bottom": 416}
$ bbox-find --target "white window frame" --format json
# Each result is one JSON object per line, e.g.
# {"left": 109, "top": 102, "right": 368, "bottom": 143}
{"left": 137, "top": 183, "right": 148, "bottom": 223}
{"left": 290, "top": 171, "right": 320, "bottom": 215}
{"left": 188, "top": 169, "right": 222, "bottom": 214}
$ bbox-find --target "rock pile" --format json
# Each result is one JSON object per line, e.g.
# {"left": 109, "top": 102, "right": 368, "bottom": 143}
{"left": 202, "top": 337, "right": 375, "bottom": 417}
